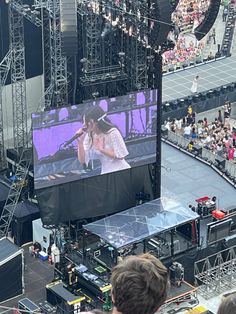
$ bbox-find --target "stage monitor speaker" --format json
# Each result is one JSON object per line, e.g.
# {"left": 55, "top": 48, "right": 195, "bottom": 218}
{"left": 150, "top": 0, "right": 173, "bottom": 48}
{"left": 60, "top": 0, "right": 78, "bottom": 56}
{"left": 194, "top": 0, "right": 221, "bottom": 41}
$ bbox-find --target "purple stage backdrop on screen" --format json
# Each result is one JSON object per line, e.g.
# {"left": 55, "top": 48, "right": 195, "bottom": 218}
{"left": 32, "top": 89, "right": 158, "bottom": 189}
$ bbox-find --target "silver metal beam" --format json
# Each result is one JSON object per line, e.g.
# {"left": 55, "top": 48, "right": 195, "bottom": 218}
{"left": 9, "top": 0, "right": 28, "bottom": 150}
{"left": 0, "top": 50, "right": 12, "bottom": 168}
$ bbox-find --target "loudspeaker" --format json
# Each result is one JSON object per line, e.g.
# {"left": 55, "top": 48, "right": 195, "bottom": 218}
{"left": 194, "top": 0, "right": 221, "bottom": 41}
{"left": 60, "top": 0, "right": 78, "bottom": 56}
{"left": 150, "top": 0, "right": 173, "bottom": 48}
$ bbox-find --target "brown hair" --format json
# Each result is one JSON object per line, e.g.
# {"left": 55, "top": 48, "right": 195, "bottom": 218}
{"left": 111, "top": 253, "right": 169, "bottom": 314}
{"left": 217, "top": 293, "right": 236, "bottom": 314}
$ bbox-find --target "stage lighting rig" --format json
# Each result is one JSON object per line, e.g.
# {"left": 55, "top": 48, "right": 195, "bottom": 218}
{"left": 92, "top": 92, "right": 99, "bottom": 99}
{"left": 9, "top": 1, "right": 42, "bottom": 27}
{"left": 160, "top": 39, "right": 175, "bottom": 53}
{"left": 80, "top": 58, "right": 89, "bottom": 73}
{"left": 118, "top": 51, "right": 125, "bottom": 67}
{"left": 101, "top": 21, "right": 112, "bottom": 37}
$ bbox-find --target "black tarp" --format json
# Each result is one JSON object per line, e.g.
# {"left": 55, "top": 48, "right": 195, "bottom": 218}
{"left": 36, "top": 163, "right": 155, "bottom": 225}
{"left": 11, "top": 201, "right": 40, "bottom": 246}
{"left": 0, "top": 238, "right": 23, "bottom": 302}
{"left": 0, "top": 182, "right": 8, "bottom": 213}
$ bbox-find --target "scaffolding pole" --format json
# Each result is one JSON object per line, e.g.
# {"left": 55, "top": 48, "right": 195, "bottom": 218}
{"left": 9, "top": 0, "right": 28, "bottom": 150}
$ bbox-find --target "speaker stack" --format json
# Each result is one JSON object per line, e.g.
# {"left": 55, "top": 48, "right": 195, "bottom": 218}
{"left": 60, "top": 0, "right": 78, "bottom": 56}
{"left": 149, "top": 0, "right": 174, "bottom": 48}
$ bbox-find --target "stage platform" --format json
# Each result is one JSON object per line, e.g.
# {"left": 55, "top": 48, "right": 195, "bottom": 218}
{"left": 163, "top": 55, "right": 236, "bottom": 102}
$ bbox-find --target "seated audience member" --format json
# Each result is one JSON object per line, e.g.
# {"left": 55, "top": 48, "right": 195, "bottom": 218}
{"left": 217, "top": 293, "right": 236, "bottom": 314}
{"left": 31, "top": 241, "right": 42, "bottom": 258}
{"left": 81, "top": 253, "right": 169, "bottom": 314}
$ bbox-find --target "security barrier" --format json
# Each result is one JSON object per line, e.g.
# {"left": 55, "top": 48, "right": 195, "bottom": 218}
{"left": 164, "top": 130, "right": 236, "bottom": 185}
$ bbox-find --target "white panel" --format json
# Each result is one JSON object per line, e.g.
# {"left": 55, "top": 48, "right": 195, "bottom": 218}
{"left": 2, "top": 75, "right": 43, "bottom": 148}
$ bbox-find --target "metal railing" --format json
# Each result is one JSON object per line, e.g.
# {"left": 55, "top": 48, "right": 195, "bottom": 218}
{"left": 194, "top": 245, "right": 236, "bottom": 299}
{"left": 163, "top": 130, "right": 236, "bottom": 186}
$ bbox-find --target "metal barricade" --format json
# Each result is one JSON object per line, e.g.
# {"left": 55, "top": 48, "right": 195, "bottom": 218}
{"left": 166, "top": 130, "right": 236, "bottom": 184}
{"left": 167, "top": 130, "right": 190, "bottom": 149}
{"left": 201, "top": 147, "right": 216, "bottom": 164}
{"left": 225, "top": 160, "right": 236, "bottom": 179}
{"left": 178, "top": 135, "right": 190, "bottom": 149}
{"left": 167, "top": 131, "right": 178, "bottom": 144}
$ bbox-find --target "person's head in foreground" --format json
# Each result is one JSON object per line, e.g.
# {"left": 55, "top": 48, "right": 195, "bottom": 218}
{"left": 111, "top": 253, "right": 169, "bottom": 314}
{"left": 217, "top": 292, "right": 236, "bottom": 314}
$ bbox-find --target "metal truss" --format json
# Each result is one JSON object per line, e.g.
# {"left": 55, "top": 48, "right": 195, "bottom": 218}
{"left": 0, "top": 0, "right": 39, "bottom": 239}
{"left": 41, "top": 7, "right": 53, "bottom": 108}
{"left": 77, "top": 0, "right": 128, "bottom": 99}
{"left": 0, "top": 147, "right": 32, "bottom": 238}
{"left": 11, "top": 1, "right": 42, "bottom": 27}
{"left": 34, "top": 0, "right": 68, "bottom": 109}
{"left": 78, "top": 2, "right": 103, "bottom": 89}
{"left": 84, "top": 7, "right": 102, "bottom": 71}
{"left": 0, "top": 0, "right": 68, "bottom": 238}
{"left": 48, "top": 0, "right": 68, "bottom": 107}
{"left": 194, "top": 245, "right": 236, "bottom": 299}
{"left": 9, "top": 0, "right": 28, "bottom": 150}
{"left": 0, "top": 51, "right": 12, "bottom": 168}
{"left": 130, "top": 38, "right": 148, "bottom": 90}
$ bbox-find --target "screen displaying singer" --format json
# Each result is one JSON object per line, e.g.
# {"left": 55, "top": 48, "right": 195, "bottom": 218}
{"left": 32, "top": 89, "right": 157, "bottom": 189}
{"left": 77, "top": 106, "right": 130, "bottom": 174}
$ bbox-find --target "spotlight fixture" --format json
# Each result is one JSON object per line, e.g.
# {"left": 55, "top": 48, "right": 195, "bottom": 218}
{"left": 80, "top": 58, "right": 88, "bottom": 73}
{"left": 178, "top": 98, "right": 186, "bottom": 108}
{"left": 160, "top": 39, "right": 175, "bottom": 53}
{"left": 92, "top": 92, "right": 99, "bottom": 99}
{"left": 101, "top": 22, "right": 112, "bottom": 38}
{"left": 199, "top": 93, "right": 206, "bottom": 101}
{"left": 206, "top": 90, "right": 214, "bottom": 98}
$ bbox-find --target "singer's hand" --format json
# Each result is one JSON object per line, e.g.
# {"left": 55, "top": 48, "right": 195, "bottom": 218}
{"left": 76, "top": 128, "right": 85, "bottom": 137}
{"left": 94, "top": 137, "right": 104, "bottom": 152}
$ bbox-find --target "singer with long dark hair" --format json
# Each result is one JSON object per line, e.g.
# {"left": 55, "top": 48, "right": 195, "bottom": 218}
{"left": 76, "top": 106, "right": 130, "bottom": 174}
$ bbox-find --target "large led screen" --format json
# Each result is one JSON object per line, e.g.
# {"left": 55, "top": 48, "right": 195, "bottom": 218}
{"left": 32, "top": 89, "right": 157, "bottom": 189}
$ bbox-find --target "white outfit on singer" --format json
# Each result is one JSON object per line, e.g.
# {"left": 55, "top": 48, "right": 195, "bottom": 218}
{"left": 191, "top": 78, "right": 198, "bottom": 93}
{"left": 83, "top": 128, "right": 130, "bottom": 174}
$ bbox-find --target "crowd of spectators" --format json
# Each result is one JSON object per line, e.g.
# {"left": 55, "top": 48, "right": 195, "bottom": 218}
{"left": 162, "top": 0, "right": 219, "bottom": 71}
{"left": 162, "top": 34, "right": 205, "bottom": 71}
{"left": 165, "top": 102, "right": 236, "bottom": 162}
{"left": 172, "top": 0, "right": 210, "bottom": 32}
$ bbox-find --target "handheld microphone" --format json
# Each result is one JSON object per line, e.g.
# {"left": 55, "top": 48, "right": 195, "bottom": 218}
{"left": 63, "top": 128, "right": 87, "bottom": 146}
